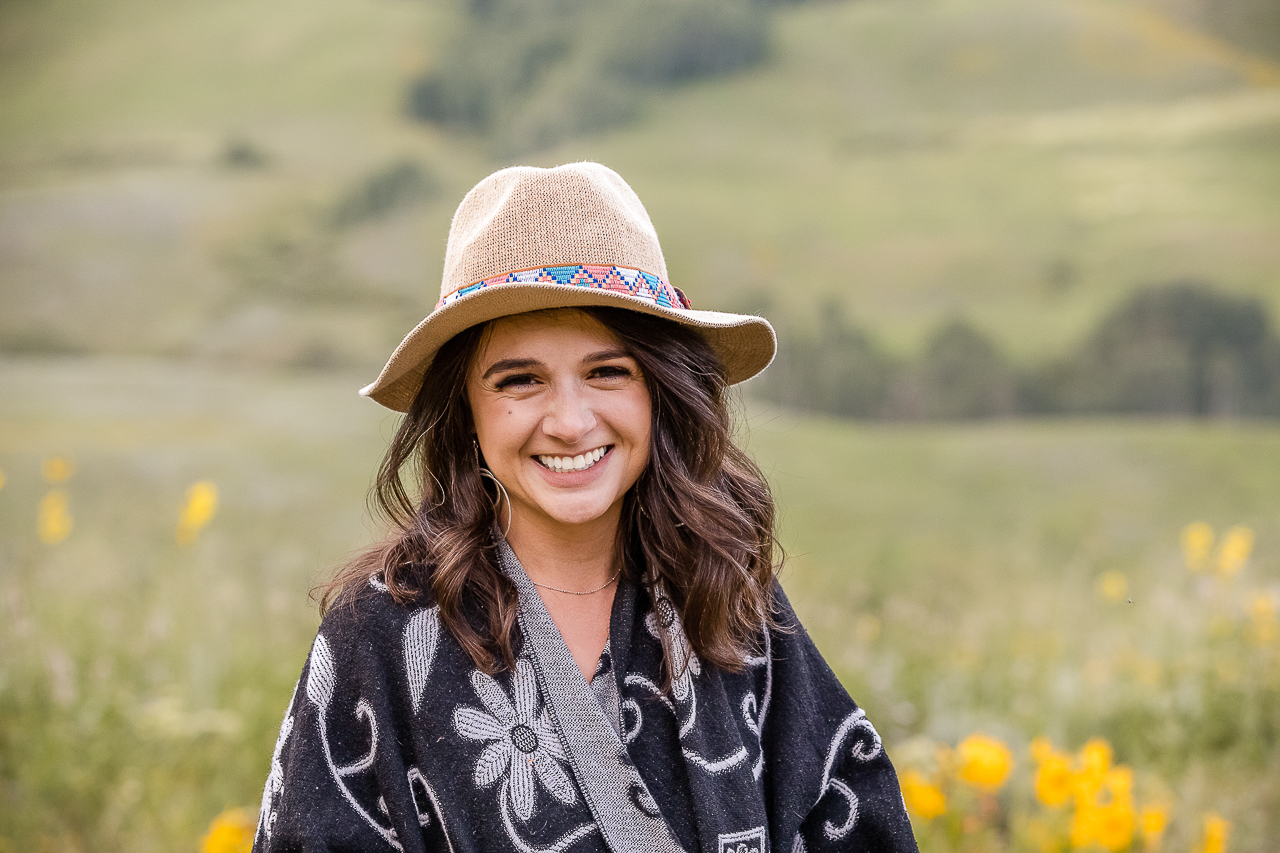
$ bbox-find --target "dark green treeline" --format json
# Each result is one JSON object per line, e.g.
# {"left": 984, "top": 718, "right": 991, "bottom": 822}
{"left": 749, "top": 282, "right": 1280, "bottom": 419}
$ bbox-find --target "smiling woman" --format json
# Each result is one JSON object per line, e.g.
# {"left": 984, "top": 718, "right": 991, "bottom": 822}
{"left": 252, "top": 163, "right": 919, "bottom": 853}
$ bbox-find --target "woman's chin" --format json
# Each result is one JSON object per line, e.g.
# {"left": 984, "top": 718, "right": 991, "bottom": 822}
{"left": 515, "top": 497, "right": 621, "bottom": 533}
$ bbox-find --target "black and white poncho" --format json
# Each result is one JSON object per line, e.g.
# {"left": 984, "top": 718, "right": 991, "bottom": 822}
{"left": 254, "top": 539, "right": 919, "bottom": 853}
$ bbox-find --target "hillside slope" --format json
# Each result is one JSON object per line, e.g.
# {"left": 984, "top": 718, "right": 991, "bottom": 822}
{"left": 1, "top": 0, "right": 1277, "bottom": 366}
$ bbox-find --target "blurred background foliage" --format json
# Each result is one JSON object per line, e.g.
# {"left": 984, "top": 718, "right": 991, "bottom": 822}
{"left": 1, "top": 0, "right": 1279, "bottom": 850}
{"left": 407, "top": 0, "right": 777, "bottom": 153}
{"left": 753, "top": 281, "right": 1280, "bottom": 418}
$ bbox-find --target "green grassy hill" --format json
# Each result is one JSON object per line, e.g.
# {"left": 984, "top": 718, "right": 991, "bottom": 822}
{"left": 1, "top": 0, "right": 1278, "bottom": 365}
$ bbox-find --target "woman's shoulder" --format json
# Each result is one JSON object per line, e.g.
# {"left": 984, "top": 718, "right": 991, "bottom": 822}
{"left": 762, "top": 581, "right": 837, "bottom": 676}
{"left": 318, "top": 567, "right": 438, "bottom": 641}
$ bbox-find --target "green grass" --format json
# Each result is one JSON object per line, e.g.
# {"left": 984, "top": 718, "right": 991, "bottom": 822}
{"left": 747, "top": 409, "right": 1280, "bottom": 850}
{"left": 0, "top": 0, "right": 442, "bottom": 140}
{"left": 0, "top": 358, "right": 389, "bottom": 852}
{"left": 2, "top": 360, "right": 1278, "bottom": 850}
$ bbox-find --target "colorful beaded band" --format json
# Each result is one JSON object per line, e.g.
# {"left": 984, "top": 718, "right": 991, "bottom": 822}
{"left": 435, "top": 264, "right": 691, "bottom": 312}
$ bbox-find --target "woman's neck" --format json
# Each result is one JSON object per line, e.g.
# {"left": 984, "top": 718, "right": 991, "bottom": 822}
{"left": 504, "top": 513, "right": 620, "bottom": 592}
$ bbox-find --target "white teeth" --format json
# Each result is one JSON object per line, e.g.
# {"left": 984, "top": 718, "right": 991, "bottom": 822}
{"left": 538, "top": 447, "right": 608, "bottom": 472}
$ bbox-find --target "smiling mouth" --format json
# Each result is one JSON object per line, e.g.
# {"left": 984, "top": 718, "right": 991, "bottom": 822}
{"left": 535, "top": 446, "right": 610, "bottom": 473}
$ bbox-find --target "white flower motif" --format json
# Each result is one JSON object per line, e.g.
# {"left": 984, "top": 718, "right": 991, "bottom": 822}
{"left": 646, "top": 596, "right": 700, "bottom": 703}
{"left": 453, "top": 658, "right": 577, "bottom": 821}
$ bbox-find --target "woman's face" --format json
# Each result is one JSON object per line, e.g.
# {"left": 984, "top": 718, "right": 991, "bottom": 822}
{"left": 466, "top": 309, "right": 652, "bottom": 539}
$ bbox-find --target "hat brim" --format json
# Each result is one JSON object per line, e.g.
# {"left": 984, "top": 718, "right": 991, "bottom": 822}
{"left": 360, "top": 283, "right": 777, "bottom": 412}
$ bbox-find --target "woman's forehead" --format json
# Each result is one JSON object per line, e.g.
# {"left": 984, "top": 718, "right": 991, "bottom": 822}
{"left": 476, "top": 308, "right": 624, "bottom": 359}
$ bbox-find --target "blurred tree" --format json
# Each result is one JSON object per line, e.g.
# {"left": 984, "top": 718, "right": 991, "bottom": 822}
{"left": 330, "top": 160, "right": 438, "bottom": 228}
{"left": 751, "top": 297, "right": 893, "bottom": 418}
{"left": 1050, "top": 281, "right": 1280, "bottom": 417}
{"left": 891, "top": 319, "right": 1017, "bottom": 420}
{"left": 807, "top": 298, "right": 894, "bottom": 418}
{"left": 407, "top": 0, "right": 773, "bottom": 152}
{"left": 610, "top": 0, "right": 769, "bottom": 86}
{"left": 220, "top": 138, "right": 270, "bottom": 170}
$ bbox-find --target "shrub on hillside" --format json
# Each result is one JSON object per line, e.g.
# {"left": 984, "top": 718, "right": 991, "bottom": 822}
{"left": 884, "top": 320, "right": 1018, "bottom": 420}
{"left": 1047, "top": 282, "right": 1280, "bottom": 417}
{"left": 754, "top": 298, "right": 894, "bottom": 417}
{"left": 329, "top": 161, "right": 438, "bottom": 228}
{"left": 406, "top": 0, "right": 772, "bottom": 152}
{"left": 610, "top": 0, "right": 769, "bottom": 86}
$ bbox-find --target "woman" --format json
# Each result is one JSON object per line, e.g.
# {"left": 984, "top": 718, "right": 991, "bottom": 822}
{"left": 254, "top": 163, "right": 917, "bottom": 853}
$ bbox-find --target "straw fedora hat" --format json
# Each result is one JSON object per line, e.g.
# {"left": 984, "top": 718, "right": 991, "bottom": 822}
{"left": 360, "top": 162, "right": 776, "bottom": 412}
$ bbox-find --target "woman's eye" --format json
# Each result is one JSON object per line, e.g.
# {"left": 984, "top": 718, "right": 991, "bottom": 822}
{"left": 494, "top": 373, "right": 538, "bottom": 390}
{"left": 591, "top": 365, "right": 634, "bottom": 381}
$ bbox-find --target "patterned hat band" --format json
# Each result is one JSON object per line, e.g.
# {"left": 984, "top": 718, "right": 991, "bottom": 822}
{"left": 436, "top": 264, "right": 692, "bottom": 313}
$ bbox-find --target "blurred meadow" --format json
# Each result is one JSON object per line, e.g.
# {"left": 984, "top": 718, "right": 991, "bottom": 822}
{"left": 1, "top": 0, "right": 1279, "bottom": 851}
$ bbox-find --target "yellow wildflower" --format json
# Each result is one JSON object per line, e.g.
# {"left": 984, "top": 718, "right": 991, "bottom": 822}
{"left": 1034, "top": 753, "right": 1073, "bottom": 808}
{"left": 41, "top": 456, "right": 75, "bottom": 483}
{"left": 1105, "top": 765, "right": 1133, "bottom": 803}
{"left": 1216, "top": 525, "right": 1254, "bottom": 577}
{"left": 1070, "top": 798, "right": 1100, "bottom": 848}
{"left": 1072, "top": 738, "right": 1112, "bottom": 800}
{"left": 1198, "top": 812, "right": 1230, "bottom": 853}
{"left": 0, "top": 467, "right": 6, "bottom": 490}
{"left": 1248, "top": 592, "right": 1277, "bottom": 622}
{"left": 38, "top": 489, "right": 73, "bottom": 544}
{"left": 1030, "top": 735, "right": 1054, "bottom": 765}
{"left": 1247, "top": 593, "right": 1278, "bottom": 645}
{"left": 956, "top": 733, "right": 1013, "bottom": 792}
{"left": 1096, "top": 571, "right": 1128, "bottom": 603}
{"left": 1094, "top": 799, "right": 1136, "bottom": 852}
{"left": 1081, "top": 738, "right": 1112, "bottom": 773}
{"left": 200, "top": 807, "right": 255, "bottom": 853}
{"left": 177, "top": 481, "right": 219, "bottom": 545}
{"left": 1182, "top": 522, "right": 1214, "bottom": 571}
{"left": 900, "top": 769, "right": 946, "bottom": 820}
{"left": 1140, "top": 803, "right": 1169, "bottom": 850}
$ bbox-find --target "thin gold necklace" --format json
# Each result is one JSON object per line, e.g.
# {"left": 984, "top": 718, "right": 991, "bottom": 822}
{"left": 528, "top": 568, "right": 621, "bottom": 596}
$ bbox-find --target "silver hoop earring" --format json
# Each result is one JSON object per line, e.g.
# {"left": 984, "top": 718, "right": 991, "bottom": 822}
{"left": 479, "top": 467, "right": 512, "bottom": 538}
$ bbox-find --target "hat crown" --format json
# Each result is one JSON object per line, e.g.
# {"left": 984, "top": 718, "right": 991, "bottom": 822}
{"left": 441, "top": 163, "right": 669, "bottom": 301}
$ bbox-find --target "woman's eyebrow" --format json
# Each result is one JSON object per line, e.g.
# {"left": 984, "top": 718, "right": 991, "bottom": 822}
{"left": 481, "top": 349, "right": 631, "bottom": 380}
{"left": 481, "top": 358, "right": 541, "bottom": 380}
{"left": 582, "top": 348, "right": 631, "bottom": 365}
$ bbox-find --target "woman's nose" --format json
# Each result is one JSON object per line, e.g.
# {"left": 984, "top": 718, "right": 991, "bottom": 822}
{"left": 542, "top": 385, "right": 596, "bottom": 443}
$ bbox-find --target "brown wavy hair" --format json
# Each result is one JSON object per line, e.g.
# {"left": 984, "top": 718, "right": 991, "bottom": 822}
{"left": 319, "top": 306, "right": 780, "bottom": 676}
